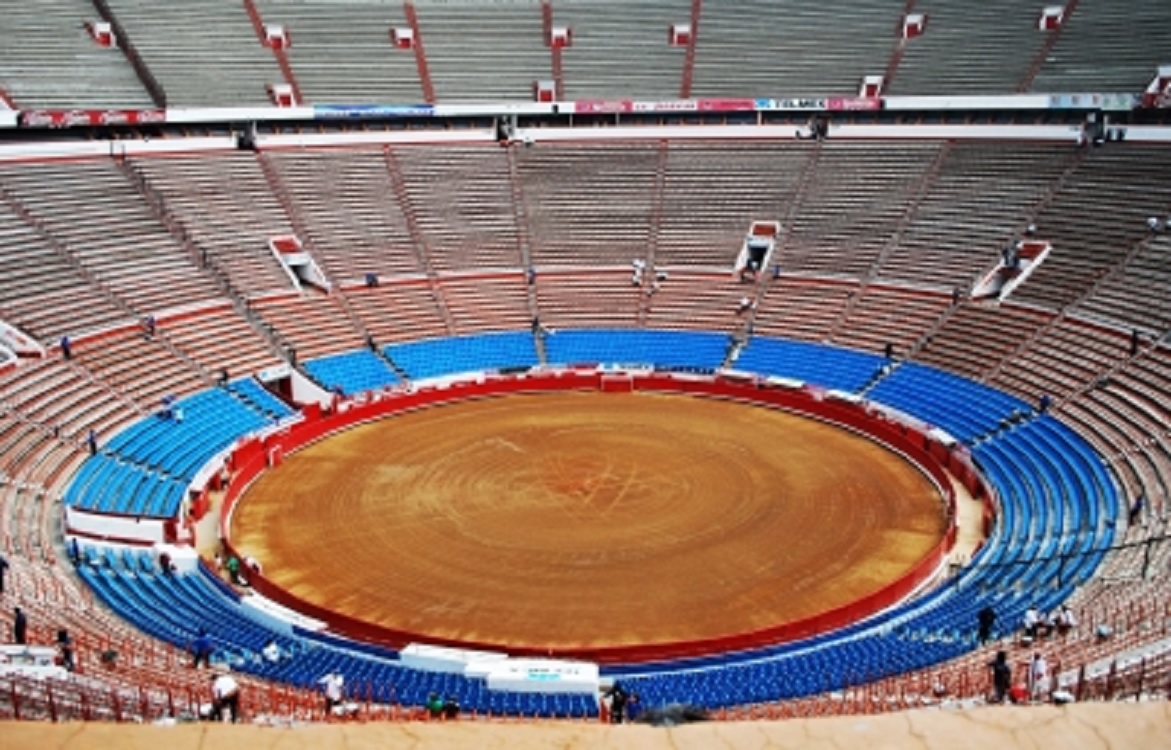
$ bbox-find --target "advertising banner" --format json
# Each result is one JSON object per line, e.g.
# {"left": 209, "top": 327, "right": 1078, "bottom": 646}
{"left": 19, "top": 109, "right": 165, "bottom": 128}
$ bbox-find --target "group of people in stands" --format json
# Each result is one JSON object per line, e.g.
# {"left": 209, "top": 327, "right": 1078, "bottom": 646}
{"left": 980, "top": 603, "right": 1080, "bottom": 705}
{"left": 1021, "top": 604, "right": 1078, "bottom": 642}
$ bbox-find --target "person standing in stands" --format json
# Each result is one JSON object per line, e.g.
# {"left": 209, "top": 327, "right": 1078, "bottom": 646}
{"left": 56, "top": 629, "right": 75, "bottom": 672}
{"left": 604, "top": 681, "right": 630, "bottom": 723}
{"left": 60, "top": 336, "right": 72, "bottom": 361}
{"left": 210, "top": 672, "right": 241, "bottom": 723}
{"left": 977, "top": 605, "right": 996, "bottom": 645}
{"left": 1022, "top": 605, "right": 1041, "bottom": 641}
{"left": 191, "top": 628, "right": 213, "bottom": 668}
{"left": 988, "top": 650, "right": 1012, "bottom": 703}
{"left": 225, "top": 555, "right": 241, "bottom": 585}
{"left": 13, "top": 606, "right": 27, "bottom": 644}
{"left": 1028, "top": 652, "right": 1049, "bottom": 701}
{"left": 319, "top": 672, "right": 345, "bottom": 716}
{"left": 86, "top": 429, "right": 98, "bottom": 456}
{"left": 1129, "top": 494, "right": 1145, "bottom": 526}
{"left": 0, "top": 554, "right": 8, "bottom": 595}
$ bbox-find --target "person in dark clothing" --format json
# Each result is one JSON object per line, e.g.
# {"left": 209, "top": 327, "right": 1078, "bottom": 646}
{"left": 13, "top": 606, "right": 27, "bottom": 644}
{"left": 56, "top": 629, "right": 75, "bottom": 672}
{"left": 60, "top": 336, "right": 72, "bottom": 361}
{"left": 1129, "top": 495, "right": 1145, "bottom": 526}
{"left": 989, "top": 650, "right": 1012, "bottom": 703}
{"left": 86, "top": 429, "right": 98, "bottom": 456}
{"left": 977, "top": 606, "right": 996, "bottom": 645}
{"left": 442, "top": 695, "right": 460, "bottom": 720}
{"left": 191, "top": 629, "right": 213, "bottom": 668}
{"left": 0, "top": 555, "right": 8, "bottom": 595}
{"left": 605, "top": 682, "right": 630, "bottom": 723}
{"left": 1130, "top": 329, "right": 1141, "bottom": 356}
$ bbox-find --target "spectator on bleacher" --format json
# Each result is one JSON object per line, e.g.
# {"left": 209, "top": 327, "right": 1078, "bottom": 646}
{"left": 988, "top": 651, "right": 1011, "bottom": 703}
{"left": 12, "top": 606, "right": 27, "bottom": 644}
{"left": 1037, "top": 393, "right": 1052, "bottom": 413}
{"left": 1022, "top": 606, "right": 1041, "bottom": 640}
{"left": 1128, "top": 494, "right": 1145, "bottom": 526}
{"left": 1054, "top": 605, "right": 1077, "bottom": 636}
{"left": 142, "top": 315, "right": 156, "bottom": 339}
{"left": 737, "top": 296, "right": 754, "bottom": 315}
{"left": 319, "top": 672, "right": 345, "bottom": 715}
{"left": 86, "top": 429, "right": 98, "bottom": 456}
{"left": 977, "top": 605, "right": 996, "bottom": 645}
{"left": 219, "top": 368, "right": 230, "bottom": 387}
{"left": 225, "top": 555, "right": 242, "bottom": 585}
{"left": 60, "top": 335, "right": 72, "bottom": 361}
{"left": 604, "top": 681, "right": 630, "bottom": 723}
{"left": 425, "top": 692, "right": 444, "bottom": 718}
{"left": 1027, "top": 652, "right": 1049, "bottom": 700}
{"left": 191, "top": 628, "right": 213, "bottom": 668}
{"left": 210, "top": 672, "right": 241, "bottom": 723}
{"left": 442, "top": 695, "right": 460, "bottom": 720}
{"left": 56, "top": 629, "right": 75, "bottom": 672}
{"left": 631, "top": 258, "right": 645, "bottom": 286}
{"left": 158, "top": 551, "right": 173, "bottom": 576}
{"left": 0, "top": 554, "right": 7, "bottom": 595}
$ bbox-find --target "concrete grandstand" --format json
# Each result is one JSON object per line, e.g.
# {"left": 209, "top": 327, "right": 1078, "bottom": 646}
{"left": 0, "top": 1, "right": 1169, "bottom": 745}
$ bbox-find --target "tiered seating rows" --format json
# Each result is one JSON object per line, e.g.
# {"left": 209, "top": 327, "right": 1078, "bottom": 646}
{"left": 0, "top": 0, "right": 150, "bottom": 108}
{"left": 386, "top": 331, "right": 539, "bottom": 380}
{"left": 303, "top": 350, "right": 400, "bottom": 395}
{"left": 104, "top": 0, "right": 281, "bottom": 107}
{"left": 543, "top": 329, "right": 728, "bottom": 371}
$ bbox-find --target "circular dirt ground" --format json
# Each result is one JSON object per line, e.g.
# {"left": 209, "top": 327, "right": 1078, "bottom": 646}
{"left": 231, "top": 392, "right": 946, "bottom": 651}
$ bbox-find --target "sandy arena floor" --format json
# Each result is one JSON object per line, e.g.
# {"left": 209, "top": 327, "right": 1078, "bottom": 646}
{"left": 231, "top": 392, "right": 946, "bottom": 652}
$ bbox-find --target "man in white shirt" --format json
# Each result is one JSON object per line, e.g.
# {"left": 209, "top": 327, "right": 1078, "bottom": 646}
{"left": 1028, "top": 652, "right": 1049, "bottom": 701}
{"left": 320, "top": 672, "right": 345, "bottom": 716}
{"left": 211, "top": 673, "right": 240, "bottom": 723}
{"left": 1022, "top": 606, "right": 1041, "bottom": 640}
{"left": 1055, "top": 605, "right": 1078, "bottom": 635}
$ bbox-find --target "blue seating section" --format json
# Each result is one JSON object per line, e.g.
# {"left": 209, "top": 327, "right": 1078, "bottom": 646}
{"left": 78, "top": 553, "right": 598, "bottom": 718}
{"left": 867, "top": 363, "right": 1032, "bottom": 442}
{"left": 68, "top": 332, "right": 1120, "bottom": 713}
{"left": 543, "top": 329, "right": 727, "bottom": 371}
{"left": 227, "top": 378, "right": 296, "bottom": 420}
{"left": 386, "top": 331, "right": 539, "bottom": 380}
{"left": 303, "top": 350, "right": 400, "bottom": 395}
{"left": 736, "top": 338, "right": 884, "bottom": 393}
{"left": 66, "top": 389, "right": 272, "bottom": 517}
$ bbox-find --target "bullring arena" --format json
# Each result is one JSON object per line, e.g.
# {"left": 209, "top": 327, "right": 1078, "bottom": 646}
{"left": 1, "top": 1, "right": 1171, "bottom": 748}
{"left": 232, "top": 389, "right": 946, "bottom": 654}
